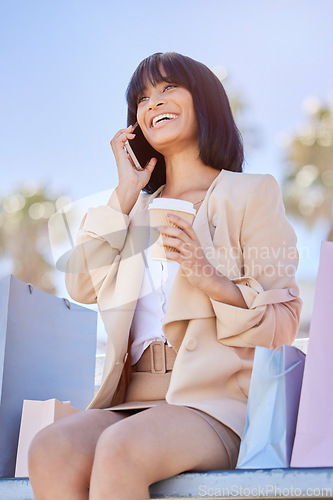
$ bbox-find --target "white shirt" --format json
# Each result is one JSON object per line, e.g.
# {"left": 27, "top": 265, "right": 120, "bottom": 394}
{"left": 130, "top": 243, "right": 180, "bottom": 365}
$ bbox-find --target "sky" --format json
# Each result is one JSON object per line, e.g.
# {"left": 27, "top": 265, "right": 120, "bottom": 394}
{"left": 1, "top": 0, "right": 333, "bottom": 290}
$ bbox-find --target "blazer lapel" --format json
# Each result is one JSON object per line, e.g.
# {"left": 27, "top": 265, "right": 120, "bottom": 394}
{"left": 163, "top": 270, "right": 215, "bottom": 351}
{"left": 163, "top": 170, "right": 226, "bottom": 351}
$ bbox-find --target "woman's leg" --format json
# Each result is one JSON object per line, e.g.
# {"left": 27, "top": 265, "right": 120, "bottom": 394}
{"left": 89, "top": 402, "right": 234, "bottom": 500}
{"left": 28, "top": 408, "right": 132, "bottom": 500}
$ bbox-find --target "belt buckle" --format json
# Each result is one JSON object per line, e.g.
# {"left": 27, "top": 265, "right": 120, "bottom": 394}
{"left": 150, "top": 341, "right": 166, "bottom": 374}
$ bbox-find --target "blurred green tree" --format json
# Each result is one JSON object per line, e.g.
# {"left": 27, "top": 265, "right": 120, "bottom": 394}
{"left": 281, "top": 92, "right": 333, "bottom": 241}
{"left": 0, "top": 185, "right": 69, "bottom": 294}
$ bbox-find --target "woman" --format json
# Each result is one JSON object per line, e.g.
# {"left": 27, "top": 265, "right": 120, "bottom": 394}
{"left": 29, "top": 52, "right": 302, "bottom": 499}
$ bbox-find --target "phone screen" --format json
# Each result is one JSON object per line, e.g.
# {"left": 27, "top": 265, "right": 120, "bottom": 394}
{"left": 124, "top": 124, "right": 157, "bottom": 170}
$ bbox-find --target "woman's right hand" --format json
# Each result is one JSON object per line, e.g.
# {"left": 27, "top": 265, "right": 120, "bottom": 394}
{"left": 110, "top": 125, "right": 157, "bottom": 194}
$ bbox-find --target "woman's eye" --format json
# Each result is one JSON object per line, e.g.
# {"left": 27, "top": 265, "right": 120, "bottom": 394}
{"left": 137, "top": 95, "right": 148, "bottom": 104}
{"left": 164, "top": 84, "right": 176, "bottom": 91}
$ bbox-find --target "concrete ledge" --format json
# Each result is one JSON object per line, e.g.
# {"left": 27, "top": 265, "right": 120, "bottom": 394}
{"left": 1, "top": 468, "right": 333, "bottom": 500}
{"left": 0, "top": 478, "right": 33, "bottom": 500}
{"left": 150, "top": 468, "right": 333, "bottom": 498}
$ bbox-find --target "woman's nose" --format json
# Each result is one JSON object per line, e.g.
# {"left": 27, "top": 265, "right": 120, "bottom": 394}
{"left": 148, "top": 102, "right": 164, "bottom": 112}
{"left": 148, "top": 91, "right": 165, "bottom": 111}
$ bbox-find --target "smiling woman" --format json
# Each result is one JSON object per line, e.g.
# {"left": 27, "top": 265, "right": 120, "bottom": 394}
{"left": 136, "top": 82, "right": 199, "bottom": 164}
{"left": 125, "top": 52, "right": 243, "bottom": 194}
{"left": 28, "top": 52, "right": 302, "bottom": 500}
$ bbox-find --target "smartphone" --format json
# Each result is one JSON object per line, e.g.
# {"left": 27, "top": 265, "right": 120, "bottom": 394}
{"left": 124, "top": 123, "right": 157, "bottom": 170}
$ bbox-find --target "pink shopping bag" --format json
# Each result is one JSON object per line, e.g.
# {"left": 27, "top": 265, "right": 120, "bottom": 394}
{"left": 15, "top": 399, "right": 80, "bottom": 477}
{"left": 291, "top": 240, "right": 333, "bottom": 467}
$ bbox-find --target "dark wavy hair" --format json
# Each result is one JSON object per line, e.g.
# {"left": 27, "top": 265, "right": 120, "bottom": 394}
{"left": 126, "top": 52, "right": 244, "bottom": 194}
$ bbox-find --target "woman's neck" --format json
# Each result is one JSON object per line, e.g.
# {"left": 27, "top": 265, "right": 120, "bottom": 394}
{"left": 162, "top": 149, "right": 219, "bottom": 200}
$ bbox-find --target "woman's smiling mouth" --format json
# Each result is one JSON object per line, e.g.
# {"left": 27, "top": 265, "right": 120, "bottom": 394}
{"left": 151, "top": 113, "right": 178, "bottom": 128}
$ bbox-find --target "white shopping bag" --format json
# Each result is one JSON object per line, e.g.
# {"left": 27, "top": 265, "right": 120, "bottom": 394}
{"left": 15, "top": 399, "right": 80, "bottom": 478}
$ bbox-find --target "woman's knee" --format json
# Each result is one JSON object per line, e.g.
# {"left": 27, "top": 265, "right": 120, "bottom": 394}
{"left": 28, "top": 422, "right": 72, "bottom": 476}
{"left": 28, "top": 409, "right": 127, "bottom": 478}
{"left": 94, "top": 423, "right": 142, "bottom": 473}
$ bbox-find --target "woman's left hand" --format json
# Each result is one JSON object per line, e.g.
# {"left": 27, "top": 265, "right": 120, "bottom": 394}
{"left": 156, "top": 213, "right": 219, "bottom": 295}
{"left": 156, "top": 213, "right": 248, "bottom": 308}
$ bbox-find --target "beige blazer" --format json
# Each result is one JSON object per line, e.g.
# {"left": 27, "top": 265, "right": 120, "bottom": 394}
{"left": 66, "top": 169, "right": 302, "bottom": 437}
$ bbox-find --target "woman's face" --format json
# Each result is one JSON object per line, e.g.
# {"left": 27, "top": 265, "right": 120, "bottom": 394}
{"left": 136, "top": 79, "right": 198, "bottom": 155}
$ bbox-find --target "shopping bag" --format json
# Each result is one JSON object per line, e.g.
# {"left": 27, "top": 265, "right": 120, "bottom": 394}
{"left": 0, "top": 274, "right": 97, "bottom": 478}
{"left": 15, "top": 399, "right": 81, "bottom": 477}
{"left": 236, "top": 344, "right": 305, "bottom": 469}
{"left": 291, "top": 240, "right": 333, "bottom": 467}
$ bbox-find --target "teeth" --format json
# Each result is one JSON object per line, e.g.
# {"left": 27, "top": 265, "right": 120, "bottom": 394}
{"left": 152, "top": 113, "right": 178, "bottom": 128}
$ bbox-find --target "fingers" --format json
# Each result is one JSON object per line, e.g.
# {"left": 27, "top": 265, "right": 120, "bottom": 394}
{"left": 158, "top": 239, "right": 192, "bottom": 261}
{"left": 162, "top": 250, "right": 183, "bottom": 264}
{"left": 144, "top": 157, "right": 158, "bottom": 173}
{"left": 110, "top": 128, "right": 136, "bottom": 154}
{"left": 111, "top": 125, "right": 135, "bottom": 144}
{"left": 155, "top": 223, "right": 197, "bottom": 261}
{"left": 112, "top": 124, "right": 135, "bottom": 139}
{"left": 157, "top": 230, "right": 192, "bottom": 250}
{"left": 155, "top": 214, "right": 198, "bottom": 242}
{"left": 110, "top": 124, "right": 137, "bottom": 154}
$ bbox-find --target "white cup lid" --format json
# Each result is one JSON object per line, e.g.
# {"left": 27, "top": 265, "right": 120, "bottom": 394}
{"left": 148, "top": 197, "right": 196, "bottom": 215}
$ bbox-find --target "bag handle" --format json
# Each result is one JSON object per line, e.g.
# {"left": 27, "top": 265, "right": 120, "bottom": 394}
{"left": 268, "top": 345, "right": 303, "bottom": 378}
{"left": 27, "top": 283, "right": 71, "bottom": 309}
{"left": 63, "top": 298, "right": 71, "bottom": 310}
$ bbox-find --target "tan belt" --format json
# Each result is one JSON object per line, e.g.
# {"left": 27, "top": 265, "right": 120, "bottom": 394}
{"left": 134, "top": 341, "right": 176, "bottom": 374}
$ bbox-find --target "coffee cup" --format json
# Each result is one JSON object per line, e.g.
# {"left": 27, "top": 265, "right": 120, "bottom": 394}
{"left": 148, "top": 198, "right": 196, "bottom": 261}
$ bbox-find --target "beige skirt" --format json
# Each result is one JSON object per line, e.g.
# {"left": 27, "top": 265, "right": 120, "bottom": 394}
{"left": 109, "top": 369, "right": 240, "bottom": 469}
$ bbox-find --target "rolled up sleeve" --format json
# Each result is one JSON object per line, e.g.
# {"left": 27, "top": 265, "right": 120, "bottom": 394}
{"left": 66, "top": 205, "right": 130, "bottom": 303}
{"left": 211, "top": 175, "right": 302, "bottom": 349}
